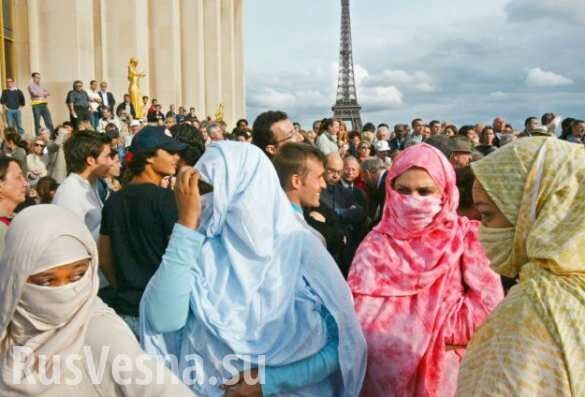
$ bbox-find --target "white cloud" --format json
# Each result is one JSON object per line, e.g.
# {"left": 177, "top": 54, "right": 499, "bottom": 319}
{"left": 363, "top": 69, "right": 435, "bottom": 92}
{"left": 248, "top": 88, "right": 296, "bottom": 108}
{"left": 526, "top": 67, "right": 574, "bottom": 87}
{"left": 360, "top": 86, "right": 403, "bottom": 111}
{"left": 328, "top": 63, "right": 404, "bottom": 111}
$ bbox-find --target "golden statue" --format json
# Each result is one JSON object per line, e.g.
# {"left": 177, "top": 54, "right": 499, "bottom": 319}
{"left": 215, "top": 103, "right": 224, "bottom": 122}
{"left": 128, "top": 57, "right": 146, "bottom": 120}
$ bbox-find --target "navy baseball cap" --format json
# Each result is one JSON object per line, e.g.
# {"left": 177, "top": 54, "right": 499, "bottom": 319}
{"left": 129, "top": 126, "right": 187, "bottom": 154}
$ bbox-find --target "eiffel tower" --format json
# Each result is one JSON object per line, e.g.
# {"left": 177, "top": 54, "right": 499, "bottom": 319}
{"left": 332, "top": 0, "right": 363, "bottom": 131}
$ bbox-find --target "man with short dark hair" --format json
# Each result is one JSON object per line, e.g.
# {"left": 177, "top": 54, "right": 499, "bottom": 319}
{"left": 252, "top": 110, "right": 302, "bottom": 157}
{"left": 389, "top": 124, "right": 409, "bottom": 151}
{"left": 566, "top": 120, "right": 585, "bottom": 143}
{"left": 99, "top": 126, "right": 187, "bottom": 335}
{"left": 147, "top": 103, "right": 165, "bottom": 125}
{"left": 410, "top": 118, "right": 425, "bottom": 144}
{"left": 66, "top": 80, "right": 91, "bottom": 130}
{"left": 187, "top": 107, "right": 198, "bottom": 122}
{"left": 429, "top": 120, "right": 442, "bottom": 136}
{"left": 52, "top": 130, "right": 113, "bottom": 242}
{"left": 273, "top": 143, "right": 346, "bottom": 260}
{"left": 97, "top": 106, "right": 122, "bottom": 134}
{"left": 519, "top": 116, "right": 540, "bottom": 137}
{"left": 1, "top": 78, "right": 26, "bottom": 135}
{"left": 51, "top": 129, "right": 111, "bottom": 289}
{"left": 116, "top": 94, "right": 136, "bottom": 120}
{"left": 27, "top": 72, "right": 54, "bottom": 135}
{"left": 175, "top": 106, "right": 187, "bottom": 124}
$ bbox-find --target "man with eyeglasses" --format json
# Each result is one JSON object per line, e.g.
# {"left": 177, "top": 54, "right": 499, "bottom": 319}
{"left": 252, "top": 110, "right": 303, "bottom": 157}
{"left": 321, "top": 152, "right": 367, "bottom": 277}
{"left": 1, "top": 78, "right": 26, "bottom": 136}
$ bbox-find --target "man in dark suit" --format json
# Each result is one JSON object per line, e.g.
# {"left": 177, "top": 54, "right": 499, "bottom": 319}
{"left": 360, "top": 157, "right": 388, "bottom": 226}
{"left": 98, "top": 81, "right": 116, "bottom": 111}
{"left": 321, "top": 153, "right": 368, "bottom": 276}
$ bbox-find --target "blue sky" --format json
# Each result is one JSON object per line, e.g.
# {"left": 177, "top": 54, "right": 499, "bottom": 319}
{"left": 245, "top": 0, "right": 585, "bottom": 130}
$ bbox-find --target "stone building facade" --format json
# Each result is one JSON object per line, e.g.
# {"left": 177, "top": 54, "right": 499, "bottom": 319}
{"left": 2, "top": 0, "right": 245, "bottom": 133}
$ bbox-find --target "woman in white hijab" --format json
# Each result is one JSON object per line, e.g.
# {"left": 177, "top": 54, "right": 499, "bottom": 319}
{"left": 0, "top": 204, "right": 194, "bottom": 396}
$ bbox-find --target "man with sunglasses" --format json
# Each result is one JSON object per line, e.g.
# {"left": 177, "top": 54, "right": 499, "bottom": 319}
{"left": 1, "top": 78, "right": 26, "bottom": 136}
{"left": 66, "top": 80, "right": 91, "bottom": 130}
{"left": 25, "top": 139, "right": 48, "bottom": 186}
{"left": 252, "top": 110, "right": 303, "bottom": 157}
{"left": 98, "top": 126, "right": 193, "bottom": 336}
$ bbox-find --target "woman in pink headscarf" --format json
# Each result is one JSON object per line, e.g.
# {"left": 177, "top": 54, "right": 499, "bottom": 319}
{"left": 348, "top": 143, "right": 504, "bottom": 397}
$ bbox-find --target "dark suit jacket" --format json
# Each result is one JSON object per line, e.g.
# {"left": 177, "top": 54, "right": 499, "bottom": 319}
{"left": 303, "top": 203, "right": 347, "bottom": 275}
{"left": 98, "top": 91, "right": 116, "bottom": 110}
{"left": 321, "top": 183, "right": 367, "bottom": 227}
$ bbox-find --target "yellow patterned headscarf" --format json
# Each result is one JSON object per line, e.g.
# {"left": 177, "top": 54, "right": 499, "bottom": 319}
{"left": 469, "top": 137, "right": 585, "bottom": 396}
{"left": 472, "top": 137, "right": 585, "bottom": 277}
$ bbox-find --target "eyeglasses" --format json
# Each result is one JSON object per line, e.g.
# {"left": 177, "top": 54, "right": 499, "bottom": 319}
{"left": 275, "top": 131, "right": 295, "bottom": 145}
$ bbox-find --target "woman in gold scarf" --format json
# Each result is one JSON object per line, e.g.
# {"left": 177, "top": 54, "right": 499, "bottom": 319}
{"left": 457, "top": 137, "right": 585, "bottom": 396}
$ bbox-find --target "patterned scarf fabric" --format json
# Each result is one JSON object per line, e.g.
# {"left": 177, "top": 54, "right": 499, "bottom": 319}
{"left": 348, "top": 144, "right": 503, "bottom": 396}
{"left": 458, "top": 137, "right": 585, "bottom": 396}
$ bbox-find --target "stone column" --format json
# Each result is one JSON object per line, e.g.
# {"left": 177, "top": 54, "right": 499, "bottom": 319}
{"left": 233, "top": 0, "right": 246, "bottom": 121}
{"left": 180, "top": 0, "right": 206, "bottom": 117}
{"left": 221, "top": 0, "right": 235, "bottom": 126}
{"left": 203, "top": 0, "right": 222, "bottom": 120}
{"left": 15, "top": 0, "right": 33, "bottom": 134}
{"left": 25, "top": 0, "right": 97, "bottom": 128}
{"left": 98, "top": 0, "right": 150, "bottom": 108}
{"left": 147, "top": 0, "right": 182, "bottom": 110}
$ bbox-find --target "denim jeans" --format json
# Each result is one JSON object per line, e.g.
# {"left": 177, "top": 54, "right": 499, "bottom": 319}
{"left": 32, "top": 103, "right": 54, "bottom": 135}
{"left": 90, "top": 111, "right": 100, "bottom": 129}
{"left": 6, "top": 108, "right": 24, "bottom": 135}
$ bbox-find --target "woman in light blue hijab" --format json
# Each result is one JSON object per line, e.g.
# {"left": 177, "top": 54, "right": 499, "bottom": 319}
{"left": 140, "top": 141, "right": 366, "bottom": 396}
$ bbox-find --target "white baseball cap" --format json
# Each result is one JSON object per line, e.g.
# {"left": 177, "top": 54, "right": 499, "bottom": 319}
{"left": 375, "top": 140, "right": 390, "bottom": 152}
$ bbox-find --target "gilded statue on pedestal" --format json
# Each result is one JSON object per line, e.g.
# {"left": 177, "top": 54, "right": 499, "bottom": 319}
{"left": 128, "top": 57, "right": 146, "bottom": 120}
{"left": 215, "top": 103, "right": 224, "bottom": 122}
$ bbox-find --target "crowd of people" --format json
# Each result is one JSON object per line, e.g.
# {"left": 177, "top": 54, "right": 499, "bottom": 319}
{"left": 0, "top": 72, "right": 584, "bottom": 397}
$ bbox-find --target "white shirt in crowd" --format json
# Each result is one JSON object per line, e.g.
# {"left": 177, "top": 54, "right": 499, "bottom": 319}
{"left": 97, "top": 117, "right": 122, "bottom": 133}
{"left": 316, "top": 132, "right": 339, "bottom": 155}
{"left": 52, "top": 173, "right": 103, "bottom": 242}
{"left": 100, "top": 89, "right": 110, "bottom": 108}
{"left": 25, "top": 153, "right": 48, "bottom": 185}
{"left": 88, "top": 89, "right": 101, "bottom": 112}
